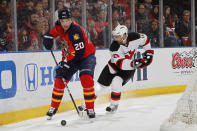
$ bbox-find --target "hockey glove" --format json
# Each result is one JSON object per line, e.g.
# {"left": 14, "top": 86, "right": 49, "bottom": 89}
{"left": 56, "top": 61, "right": 70, "bottom": 78}
{"left": 132, "top": 58, "right": 147, "bottom": 69}
{"left": 143, "top": 50, "right": 154, "bottom": 66}
{"left": 43, "top": 33, "right": 54, "bottom": 50}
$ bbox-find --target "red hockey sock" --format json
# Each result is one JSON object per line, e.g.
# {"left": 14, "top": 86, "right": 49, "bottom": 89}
{"left": 111, "top": 92, "right": 121, "bottom": 101}
{"left": 80, "top": 74, "right": 95, "bottom": 109}
{"left": 51, "top": 78, "right": 67, "bottom": 108}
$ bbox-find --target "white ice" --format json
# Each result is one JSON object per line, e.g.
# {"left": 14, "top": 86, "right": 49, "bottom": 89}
{"left": 0, "top": 93, "right": 183, "bottom": 131}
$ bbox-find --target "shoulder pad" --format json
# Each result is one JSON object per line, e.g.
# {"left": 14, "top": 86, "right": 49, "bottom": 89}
{"left": 70, "top": 23, "right": 82, "bottom": 32}
{"left": 68, "top": 23, "right": 84, "bottom": 43}
{"left": 127, "top": 32, "right": 140, "bottom": 41}
{"left": 110, "top": 41, "right": 120, "bottom": 51}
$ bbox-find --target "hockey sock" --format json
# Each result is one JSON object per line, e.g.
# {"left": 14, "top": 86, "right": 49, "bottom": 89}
{"left": 111, "top": 92, "right": 121, "bottom": 105}
{"left": 80, "top": 74, "right": 95, "bottom": 109}
{"left": 51, "top": 78, "right": 67, "bottom": 108}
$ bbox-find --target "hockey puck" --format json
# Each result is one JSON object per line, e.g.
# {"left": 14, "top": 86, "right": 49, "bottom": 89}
{"left": 61, "top": 120, "right": 67, "bottom": 126}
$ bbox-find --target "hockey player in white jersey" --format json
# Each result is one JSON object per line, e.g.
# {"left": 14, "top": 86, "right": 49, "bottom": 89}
{"left": 96, "top": 25, "right": 154, "bottom": 112}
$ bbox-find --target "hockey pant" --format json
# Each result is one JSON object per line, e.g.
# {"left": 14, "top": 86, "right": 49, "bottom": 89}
{"left": 50, "top": 74, "right": 95, "bottom": 109}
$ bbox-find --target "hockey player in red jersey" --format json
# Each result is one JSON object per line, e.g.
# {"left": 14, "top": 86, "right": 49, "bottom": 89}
{"left": 96, "top": 25, "right": 154, "bottom": 112}
{"left": 43, "top": 8, "right": 96, "bottom": 119}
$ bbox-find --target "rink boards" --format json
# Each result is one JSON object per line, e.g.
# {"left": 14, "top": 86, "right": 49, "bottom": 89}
{"left": 0, "top": 47, "right": 197, "bottom": 125}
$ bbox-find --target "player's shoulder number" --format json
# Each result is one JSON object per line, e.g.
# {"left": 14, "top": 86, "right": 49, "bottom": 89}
{"left": 74, "top": 42, "right": 84, "bottom": 50}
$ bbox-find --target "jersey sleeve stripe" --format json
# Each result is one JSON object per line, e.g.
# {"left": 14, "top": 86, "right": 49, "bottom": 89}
{"left": 142, "top": 36, "right": 150, "bottom": 46}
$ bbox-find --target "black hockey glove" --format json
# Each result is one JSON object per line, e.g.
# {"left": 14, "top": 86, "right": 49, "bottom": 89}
{"left": 143, "top": 50, "right": 154, "bottom": 66}
{"left": 56, "top": 61, "right": 70, "bottom": 78}
{"left": 43, "top": 33, "right": 54, "bottom": 50}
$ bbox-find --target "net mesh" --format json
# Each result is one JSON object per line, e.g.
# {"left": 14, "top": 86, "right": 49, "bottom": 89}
{"left": 160, "top": 67, "right": 197, "bottom": 131}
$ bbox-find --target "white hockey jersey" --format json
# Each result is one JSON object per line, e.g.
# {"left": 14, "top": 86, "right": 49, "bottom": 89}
{"left": 108, "top": 32, "right": 152, "bottom": 72}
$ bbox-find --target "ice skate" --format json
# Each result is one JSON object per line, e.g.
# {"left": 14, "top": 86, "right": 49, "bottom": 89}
{"left": 77, "top": 102, "right": 87, "bottom": 117}
{"left": 78, "top": 102, "right": 86, "bottom": 111}
{"left": 86, "top": 109, "right": 95, "bottom": 118}
{"left": 106, "top": 104, "right": 118, "bottom": 113}
{"left": 46, "top": 107, "right": 58, "bottom": 120}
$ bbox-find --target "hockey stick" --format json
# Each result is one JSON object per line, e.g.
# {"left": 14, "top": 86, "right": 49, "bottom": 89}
{"left": 50, "top": 50, "right": 80, "bottom": 115}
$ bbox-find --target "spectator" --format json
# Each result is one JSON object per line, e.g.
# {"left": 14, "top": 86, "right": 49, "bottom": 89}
{"left": 124, "top": 18, "right": 131, "bottom": 33}
{"left": 86, "top": 7, "right": 94, "bottom": 22}
{"left": 164, "top": 6, "right": 173, "bottom": 28}
{"left": 0, "top": 0, "right": 10, "bottom": 20}
{"left": 75, "top": 0, "right": 82, "bottom": 8}
{"left": 43, "top": 9, "right": 50, "bottom": 22}
{"left": 94, "top": 19, "right": 119, "bottom": 48}
{"left": 175, "top": 10, "right": 191, "bottom": 46}
{"left": 143, "top": 19, "right": 160, "bottom": 47}
{"left": 37, "top": 17, "right": 49, "bottom": 49}
{"left": 35, "top": 1, "right": 44, "bottom": 18}
{"left": 186, "top": 30, "right": 197, "bottom": 46}
{"left": 136, "top": 3, "right": 150, "bottom": 33}
{"left": 144, "top": 0, "right": 152, "bottom": 17}
{"left": 87, "top": 19, "right": 98, "bottom": 44}
{"left": 55, "top": 0, "right": 64, "bottom": 21}
{"left": 112, "top": 9, "right": 120, "bottom": 23}
{"left": 42, "top": 0, "right": 49, "bottom": 11}
{"left": 95, "top": 9, "right": 108, "bottom": 34}
{"left": 90, "top": 0, "right": 107, "bottom": 21}
{"left": 0, "top": 29, "right": 9, "bottom": 51}
{"left": 0, "top": 22, "right": 13, "bottom": 51}
{"left": 171, "top": 13, "right": 179, "bottom": 28}
{"left": 71, "top": 6, "right": 81, "bottom": 25}
{"left": 64, "top": 0, "right": 75, "bottom": 8}
{"left": 120, "top": 0, "right": 132, "bottom": 19}
{"left": 18, "top": 0, "right": 35, "bottom": 28}
{"left": 149, "top": 5, "right": 159, "bottom": 20}
{"left": 63, "top": 0, "right": 71, "bottom": 9}
{"left": 5, "top": 21, "right": 14, "bottom": 51}
{"left": 163, "top": 16, "right": 179, "bottom": 47}
{"left": 112, "top": 0, "right": 126, "bottom": 21}
{"left": 18, "top": 10, "right": 41, "bottom": 51}
{"left": 143, "top": 18, "right": 179, "bottom": 47}
{"left": 0, "top": 0, "right": 11, "bottom": 35}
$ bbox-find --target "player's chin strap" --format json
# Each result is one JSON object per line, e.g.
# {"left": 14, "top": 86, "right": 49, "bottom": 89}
{"left": 122, "top": 34, "right": 128, "bottom": 45}
{"left": 50, "top": 50, "right": 80, "bottom": 116}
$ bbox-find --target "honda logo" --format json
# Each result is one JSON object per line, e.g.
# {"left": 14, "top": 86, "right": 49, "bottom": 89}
{"left": 24, "top": 63, "right": 38, "bottom": 91}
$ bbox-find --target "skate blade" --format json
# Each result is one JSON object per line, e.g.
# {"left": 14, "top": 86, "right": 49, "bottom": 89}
{"left": 47, "top": 116, "right": 52, "bottom": 120}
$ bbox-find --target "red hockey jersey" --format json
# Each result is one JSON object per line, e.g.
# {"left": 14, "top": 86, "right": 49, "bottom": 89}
{"left": 49, "top": 21, "right": 95, "bottom": 62}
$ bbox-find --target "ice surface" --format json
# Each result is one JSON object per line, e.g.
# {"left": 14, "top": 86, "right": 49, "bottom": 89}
{"left": 0, "top": 94, "right": 182, "bottom": 131}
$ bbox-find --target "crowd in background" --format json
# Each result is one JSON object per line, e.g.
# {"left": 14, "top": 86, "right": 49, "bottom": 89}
{"left": 0, "top": 0, "right": 196, "bottom": 52}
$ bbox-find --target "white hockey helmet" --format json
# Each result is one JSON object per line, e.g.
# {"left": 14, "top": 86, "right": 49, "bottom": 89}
{"left": 112, "top": 25, "right": 128, "bottom": 39}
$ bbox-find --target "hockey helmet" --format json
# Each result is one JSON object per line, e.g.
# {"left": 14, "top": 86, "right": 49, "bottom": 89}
{"left": 58, "top": 8, "right": 72, "bottom": 19}
{"left": 112, "top": 25, "right": 128, "bottom": 38}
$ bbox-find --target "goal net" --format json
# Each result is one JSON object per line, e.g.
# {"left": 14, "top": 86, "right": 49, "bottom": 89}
{"left": 160, "top": 67, "right": 197, "bottom": 131}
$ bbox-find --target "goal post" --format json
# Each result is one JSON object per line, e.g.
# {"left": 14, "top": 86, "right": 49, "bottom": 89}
{"left": 160, "top": 67, "right": 197, "bottom": 131}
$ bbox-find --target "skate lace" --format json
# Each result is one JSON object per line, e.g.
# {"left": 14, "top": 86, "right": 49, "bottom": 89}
{"left": 88, "top": 109, "right": 95, "bottom": 115}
